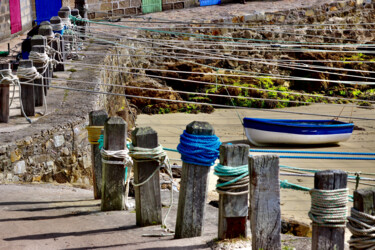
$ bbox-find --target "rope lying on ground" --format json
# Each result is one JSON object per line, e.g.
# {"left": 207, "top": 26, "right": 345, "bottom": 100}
{"left": 309, "top": 188, "right": 349, "bottom": 227}
{"left": 177, "top": 130, "right": 221, "bottom": 166}
{"left": 347, "top": 208, "right": 375, "bottom": 249}
{"left": 214, "top": 163, "right": 249, "bottom": 196}
{"left": 0, "top": 69, "right": 31, "bottom": 123}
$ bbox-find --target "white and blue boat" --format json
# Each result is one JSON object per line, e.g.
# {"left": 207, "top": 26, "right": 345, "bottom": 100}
{"left": 243, "top": 118, "right": 354, "bottom": 146}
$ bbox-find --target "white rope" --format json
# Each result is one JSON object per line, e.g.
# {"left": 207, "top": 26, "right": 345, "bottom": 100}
{"left": 51, "top": 22, "right": 64, "bottom": 31}
{"left": 309, "top": 188, "right": 349, "bottom": 228}
{"left": 347, "top": 208, "right": 375, "bottom": 249}
{"left": 0, "top": 69, "right": 31, "bottom": 123}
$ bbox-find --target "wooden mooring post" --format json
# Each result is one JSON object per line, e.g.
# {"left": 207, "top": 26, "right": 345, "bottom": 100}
{"left": 30, "top": 45, "right": 46, "bottom": 107}
{"left": 0, "top": 63, "right": 10, "bottom": 123}
{"left": 50, "top": 16, "right": 65, "bottom": 72}
{"left": 18, "top": 60, "right": 35, "bottom": 117}
{"left": 101, "top": 116, "right": 127, "bottom": 211}
{"left": 38, "top": 24, "right": 54, "bottom": 91}
{"left": 249, "top": 154, "right": 281, "bottom": 250}
{"left": 132, "top": 127, "right": 162, "bottom": 226}
{"left": 312, "top": 170, "right": 347, "bottom": 250}
{"left": 75, "top": 0, "right": 88, "bottom": 19}
{"left": 175, "top": 121, "right": 215, "bottom": 239}
{"left": 89, "top": 110, "right": 108, "bottom": 199}
{"left": 30, "top": 35, "right": 48, "bottom": 96}
{"left": 58, "top": 10, "right": 70, "bottom": 59}
{"left": 218, "top": 143, "right": 249, "bottom": 240}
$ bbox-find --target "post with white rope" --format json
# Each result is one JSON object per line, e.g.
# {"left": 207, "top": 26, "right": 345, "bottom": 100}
{"left": 50, "top": 16, "right": 65, "bottom": 72}
{"left": 101, "top": 116, "right": 127, "bottom": 211}
{"left": 18, "top": 60, "right": 35, "bottom": 117}
{"left": 131, "top": 127, "right": 162, "bottom": 226}
{"left": 175, "top": 121, "right": 220, "bottom": 239}
{"left": 249, "top": 154, "right": 281, "bottom": 250}
{"left": 0, "top": 63, "right": 10, "bottom": 123}
{"left": 311, "top": 170, "right": 347, "bottom": 250}
{"left": 217, "top": 143, "right": 249, "bottom": 240}
{"left": 88, "top": 110, "right": 108, "bottom": 199}
{"left": 30, "top": 45, "right": 46, "bottom": 107}
{"left": 347, "top": 188, "right": 375, "bottom": 248}
{"left": 38, "top": 24, "right": 55, "bottom": 91}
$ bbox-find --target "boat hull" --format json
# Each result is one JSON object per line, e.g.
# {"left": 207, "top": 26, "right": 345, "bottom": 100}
{"left": 243, "top": 118, "right": 354, "bottom": 146}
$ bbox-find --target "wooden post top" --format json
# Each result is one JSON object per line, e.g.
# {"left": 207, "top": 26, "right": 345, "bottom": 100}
{"left": 31, "top": 45, "right": 45, "bottom": 53}
{"left": 89, "top": 110, "right": 108, "bottom": 126}
{"left": 314, "top": 170, "right": 347, "bottom": 190}
{"left": 19, "top": 60, "right": 33, "bottom": 68}
{"left": 104, "top": 117, "right": 127, "bottom": 151}
{"left": 353, "top": 188, "right": 375, "bottom": 214}
{"left": 39, "top": 25, "right": 54, "bottom": 37}
{"left": 31, "top": 35, "right": 47, "bottom": 46}
{"left": 58, "top": 11, "right": 70, "bottom": 19}
{"left": 71, "top": 9, "right": 80, "bottom": 16}
{"left": 40, "top": 21, "right": 51, "bottom": 25}
{"left": 132, "top": 127, "right": 158, "bottom": 148}
{"left": 60, "top": 6, "right": 71, "bottom": 13}
{"left": 186, "top": 121, "right": 214, "bottom": 135}
{"left": 50, "top": 16, "right": 62, "bottom": 24}
{"left": 219, "top": 144, "right": 249, "bottom": 167}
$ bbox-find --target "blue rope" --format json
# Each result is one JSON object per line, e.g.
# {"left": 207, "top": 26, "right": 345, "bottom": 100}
{"left": 278, "top": 155, "right": 375, "bottom": 160}
{"left": 98, "top": 134, "right": 128, "bottom": 181}
{"left": 214, "top": 163, "right": 248, "bottom": 187}
{"left": 251, "top": 149, "right": 375, "bottom": 156}
{"left": 177, "top": 130, "right": 221, "bottom": 167}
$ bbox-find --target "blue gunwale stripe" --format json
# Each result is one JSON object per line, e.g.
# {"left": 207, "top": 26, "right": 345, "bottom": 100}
{"left": 243, "top": 118, "right": 354, "bottom": 135}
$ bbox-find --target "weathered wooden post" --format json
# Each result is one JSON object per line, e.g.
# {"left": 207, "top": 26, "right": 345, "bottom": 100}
{"left": 50, "top": 16, "right": 65, "bottom": 72}
{"left": 38, "top": 24, "right": 54, "bottom": 91}
{"left": 75, "top": 0, "right": 88, "bottom": 19}
{"left": 0, "top": 63, "right": 10, "bottom": 123}
{"left": 132, "top": 127, "right": 162, "bottom": 226}
{"left": 217, "top": 143, "right": 249, "bottom": 240}
{"left": 101, "top": 116, "right": 127, "bottom": 211}
{"left": 347, "top": 188, "right": 375, "bottom": 248}
{"left": 18, "top": 60, "right": 35, "bottom": 117}
{"left": 30, "top": 45, "right": 46, "bottom": 107}
{"left": 88, "top": 110, "right": 108, "bottom": 199}
{"left": 175, "top": 121, "right": 217, "bottom": 239}
{"left": 58, "top": 10, "right": 71, "bottom": 58}
{"left": 311, "top": 170, "right": 347, "bottom": 250}
{"left": 30, "top": 35, "right": 48, "bottom": 96}
{"left": 249, "top": 154, "right": 281, "bottom": 250}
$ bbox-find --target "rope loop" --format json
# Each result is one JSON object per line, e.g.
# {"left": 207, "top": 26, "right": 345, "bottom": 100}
{"left": 214, "top": 163, "right": 249, "bottom": 196}
{"left": 347, "top": 208, "right": 375, "bottom": 249}
{"left": 100, "top": 147, "right": 133, "bottom": 167}
{"left": 177, "top": 130, "right": 221, "bottom": 166}
{"left": 309, "top": 188, "right": 349, "bottom": 227}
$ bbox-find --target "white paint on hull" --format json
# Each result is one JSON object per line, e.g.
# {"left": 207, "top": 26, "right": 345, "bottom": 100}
{"left": 245, "top": 128, "right": 352, "bottom": 146}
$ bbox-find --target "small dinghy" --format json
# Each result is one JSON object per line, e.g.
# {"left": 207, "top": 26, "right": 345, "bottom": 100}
{"left": 243, "top": 118, "right": 354, "bottom": 146}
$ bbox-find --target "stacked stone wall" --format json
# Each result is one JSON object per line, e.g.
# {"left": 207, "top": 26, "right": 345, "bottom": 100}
{"left": 0, "top": 0, "right": 11, "bottom": 41}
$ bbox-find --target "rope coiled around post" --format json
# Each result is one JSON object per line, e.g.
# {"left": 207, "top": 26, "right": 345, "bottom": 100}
{"left": 177, "top": 130, "right": 221, "bottom": 166}
{"left": 0, "top": 69, "right": 31, "bottom": 123}
{"left": 86, "top": 126, "right": 104, "bottom": 145}
{"left": 214, "top": 163, "right": 249, "bottom": 196}
{"left": 347, "top": 208, "right": 375, "bottom": 249}
{"left": 309, "top": 188, "right": 349, "bottom": 227}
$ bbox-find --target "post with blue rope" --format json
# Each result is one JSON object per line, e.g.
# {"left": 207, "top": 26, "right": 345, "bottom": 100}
{"left": 249, "top": 154, "right": 281, "bottom": 249}
{"left": 101, "top": 117, "right": 127, "bottom": 211}
{"left": 311, "top": 170, "right": 347, "bottom": 250}
{"left": 132, "top": 127, "right": 162, "bottom": 227}
{"left": 175, "top": 121, "right": 221, "bottom": 239}
{"left": 50, "top": 16, "right": 65, "bottom": 72}
{"left": 88, "top": 110, "right": 107, "bottom": 199}
{"left": 216, "top": 143, "right": 250, "bottom": 240}
{"left": 0, "top": 63, "right": 10, "bottom": 123}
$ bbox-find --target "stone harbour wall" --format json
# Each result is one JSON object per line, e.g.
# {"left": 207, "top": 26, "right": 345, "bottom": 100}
{"left": 0, "top": 0, "right": 11, "bottom": 41}
{"left": 0, "top": 120, "right": 92, "bottom": 185}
